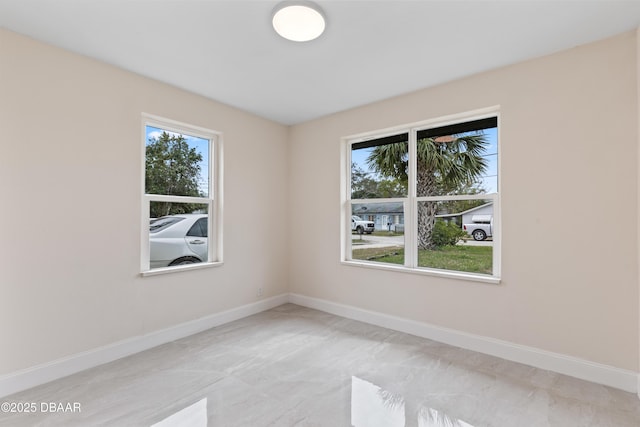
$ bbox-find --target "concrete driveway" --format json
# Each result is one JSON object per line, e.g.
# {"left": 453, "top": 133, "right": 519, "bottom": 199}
{"left": 351, "top": 233, "right": 403, "bottom": 249}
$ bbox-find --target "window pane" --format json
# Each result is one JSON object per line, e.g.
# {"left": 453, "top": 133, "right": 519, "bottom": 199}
{"left": 351, "top": 202, "right": 404, "bottom": 265}
{"left": 149, "top": 202, "right": 209, "bottom": 269}
{"left": 351, "top": 134, "right": 408, "bottom": 199}
{"left": 145, "top": 126, "right": 210, "bottom": 197}
{"left": 186, "top": 217, "right": 208, "bottom": 237}
{"left": 150, "top": 216, "right": 184, "bottom": 233}
{"left": 417, "top": 200, "right": 492, "bottom": 275}
{"left": 416, "top": 125, "right": 497, "bottom": 197}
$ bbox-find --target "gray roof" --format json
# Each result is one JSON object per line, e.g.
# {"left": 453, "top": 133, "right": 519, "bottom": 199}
{"left": 353, "top": 201, "right": 493, "bottom": 217}
{"left": 352, "top": 202, "right": 403, "bottom": 215}
{"left": 436, "top": 202, "right": 493, "bottom": 218}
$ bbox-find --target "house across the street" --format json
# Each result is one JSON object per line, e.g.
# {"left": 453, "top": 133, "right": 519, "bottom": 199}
{"left": 436, "top": 202, "right": 494, "bottom": 226}
{"left": 352, "top": 202, "right": 404, "bottom": 231}
{"left": 352, "top": 201, "right": 493, "bottom": 232}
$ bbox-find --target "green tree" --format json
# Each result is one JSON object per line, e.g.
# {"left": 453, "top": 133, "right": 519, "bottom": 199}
{"left": 377, "top": 177, "right": 408, "bottom": 198}
{"left": 367, "top": 133, "right": 488, "bottom": 249}
{"left": 351, "top": 163, "right": 380, "bottom": 199}
{"left": 434, "top": 180, "right": 489, "bottom": 224}
{"left": 146, "top": 131, "right": 203, "bottom": 218}
{"left": 431, "top": 219, "right": 468, "bottom": 247}
{"left": 351, "top": 163, "right": 408, "bottom": 199}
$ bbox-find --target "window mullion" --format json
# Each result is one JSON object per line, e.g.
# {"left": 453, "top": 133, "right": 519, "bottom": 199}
{"left": 346, "top": 200, "right": 353, "bottom": 261}
{"left": 406, "top": 129, "right": 417, "bottom": 268}
{"left": 492, "top": 195, "right": 500, "bottom": 279}
{"left": 344, "top": 142, "right": 352, "bottom": 262}
{"left": 141, "top": 196, "right": 151, "bottom": 272}
{"left": 208, "top": 199, "right": 214, "bottom": 263}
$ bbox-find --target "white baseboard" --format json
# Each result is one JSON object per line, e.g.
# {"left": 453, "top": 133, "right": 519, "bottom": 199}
{"left": 288, "top": 293, "right": 639, "bottom": 394}
{"left": 0, "top": 294, "right": 288, "bottom": 398}
{"left": 2, "top": 292, "right": 637, "bottom": 398}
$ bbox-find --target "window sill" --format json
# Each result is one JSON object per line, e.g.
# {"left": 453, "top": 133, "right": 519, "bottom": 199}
{"left": 341, "top": 260, "right": 500, "bottom": 285}
{"left": 141, "top": 261, "right": 223, "bottom": 277}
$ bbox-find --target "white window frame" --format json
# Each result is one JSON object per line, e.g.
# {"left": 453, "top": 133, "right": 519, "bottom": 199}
{"left": 341, "top": 107, "right": 500, "bottom": 284}
{"left": 141, "top": 113, "right": 224, "bottom": 276}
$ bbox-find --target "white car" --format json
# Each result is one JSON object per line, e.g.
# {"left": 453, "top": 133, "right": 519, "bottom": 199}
{"left": 149, "top": 214, "right": 208, "bottom": 268}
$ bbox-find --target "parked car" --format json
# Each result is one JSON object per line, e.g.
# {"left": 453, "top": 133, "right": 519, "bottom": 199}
{"left": 149, "top": 214, "right": 208, "bottom": 268}
{"left": 352, "top": 215, "right": 375, "bottom": 234}
{"left": 463, "top": 215, "right": 493, "bottom": 241}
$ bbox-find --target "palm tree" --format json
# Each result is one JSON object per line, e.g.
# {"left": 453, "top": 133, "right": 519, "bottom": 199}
{"left": 367, "top": 133, "right": 488, "bottom": 249}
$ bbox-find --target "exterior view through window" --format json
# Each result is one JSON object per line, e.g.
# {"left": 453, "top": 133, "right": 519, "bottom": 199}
{"left": 346, "top": 113, "right": 499, "bottom": 280}
{"left": 142, "top": 116, "right": 219, "bottom": 272}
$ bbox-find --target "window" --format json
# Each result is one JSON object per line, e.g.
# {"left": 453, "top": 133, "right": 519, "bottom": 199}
{"left": 343, "top": 109, "right": 499, "bottom": 282}
{"left": 141, "top": 114, "right": 222, "bottom": 274}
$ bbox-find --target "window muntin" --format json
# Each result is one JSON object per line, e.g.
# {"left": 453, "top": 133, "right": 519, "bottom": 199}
{"left": 345, "top": 112, "right": 499, "bottom": 281}
{"left": 142, "top": 115, "right": 221, "bottom": 274}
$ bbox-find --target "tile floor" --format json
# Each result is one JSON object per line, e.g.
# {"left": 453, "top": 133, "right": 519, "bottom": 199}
{"left": 1, "top": 304, "right": 639, "bottom": 426}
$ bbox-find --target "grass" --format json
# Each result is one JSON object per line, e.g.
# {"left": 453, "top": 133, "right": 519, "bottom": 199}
{"left": 351, "top": 246, "right": 404, "bottom": 262}
{"left": 352, "top": 245, "right": 492, "bottom": 275}
{"left": 369, "top": 230, "right": 405, "bottom": 237}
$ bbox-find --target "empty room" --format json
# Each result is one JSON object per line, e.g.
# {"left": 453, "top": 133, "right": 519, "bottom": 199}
{"left": 2, "top": 1, "right": 640, "bottom": 426}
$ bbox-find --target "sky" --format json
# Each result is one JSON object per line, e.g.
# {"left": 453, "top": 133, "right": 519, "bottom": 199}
{"left": 351, "top": 127, "right": 498, "bottom": 194}
{"left": 145, "top": 126, "right": 210, "bottom": 196}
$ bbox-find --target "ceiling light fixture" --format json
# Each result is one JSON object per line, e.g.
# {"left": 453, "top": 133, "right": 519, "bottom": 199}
{"left": 272, "top": 1, "right": 326, "bottom": 42}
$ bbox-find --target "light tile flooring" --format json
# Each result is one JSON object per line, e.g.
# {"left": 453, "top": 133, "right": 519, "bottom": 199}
{"left": 1, "top": 304, "right": 639, "bottom": 426}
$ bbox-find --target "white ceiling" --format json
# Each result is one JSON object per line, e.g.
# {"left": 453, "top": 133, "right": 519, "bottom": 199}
{"left": 2, "top": 0, "right": 640, "bottom": 125}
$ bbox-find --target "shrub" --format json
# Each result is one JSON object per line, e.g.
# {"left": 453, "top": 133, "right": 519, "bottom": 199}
{"left": 432, "top": 220, "right": 467, "bottom": 247}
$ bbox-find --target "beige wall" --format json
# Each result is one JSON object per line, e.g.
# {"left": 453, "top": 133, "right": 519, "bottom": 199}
{"left": 289, "top": 31, "right": 639, "bottom": 371}
{"left": 0, "top": 29, "right": 289, "bottom": 375}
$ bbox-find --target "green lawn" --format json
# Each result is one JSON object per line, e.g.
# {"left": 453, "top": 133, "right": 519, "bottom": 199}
{"left": 368, "top": 230, "right": 405, "bottom": 237}
{"left": 352, "top": 245, "right": 492, "bottom": 275}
